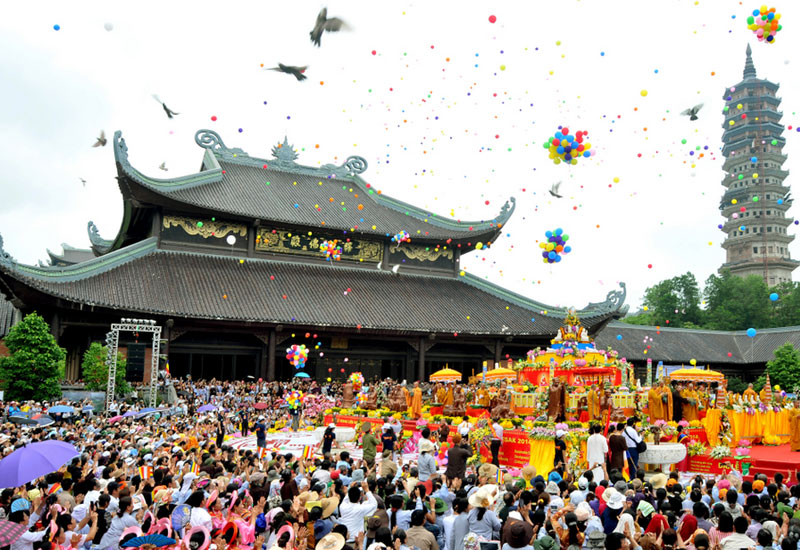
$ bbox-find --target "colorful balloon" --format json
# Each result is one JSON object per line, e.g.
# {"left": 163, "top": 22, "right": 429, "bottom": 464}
{"left": 285, "top": 344, "right": 309, "bottom": 369}
{"left": 748, "top": 6, "right": 782, "bottom": 43}
{"left": 540, "top": 227, "right": 572, "bottom": 264}
{"left": 320, "top": 240, "right": 342, "bottom": 262}
{"left": 391, "top": 230, "right": 411, "bottom": 249}
{"left": 543, "top": 126, "right": 593, "bottom": 165}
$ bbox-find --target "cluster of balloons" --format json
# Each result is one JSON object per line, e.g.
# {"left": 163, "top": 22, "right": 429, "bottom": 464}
{"left": 285, "top": 344, "right": 308, "bottom": 369}
{"left": 392, "top": 230, "right": 411, "bottom": 248}
{"left": 349, "top": 372, "right": 364, "bottom": 392}
{"left": 540, "top": 228, "right": 571, "bottom": 264}
{"left": 544, "top": 127, "right": 593, "bottom": 165}
{"left": 320, "top": 240, "right": 342, "bottom": 262}
{"left": 748, "top": 6, "right": 782, "bottom": 43}
{"left": 286, "top": 390, "right": 303, "bottom": 408}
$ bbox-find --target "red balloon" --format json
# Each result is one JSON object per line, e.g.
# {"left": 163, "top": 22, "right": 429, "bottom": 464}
{"left": 328, "top": 368, "right": 332, "bottom": 372}
{"left": 340, "top": 368, "right": 345, "bottom": 373}
{"left": 552, "top": 138, "right": 560, "bottom": 146}
{"left": 561, "top": 127, "right": 569, "bottom": 135}
{"left": 488, "top": 15, "right": 497, "bottom": 23}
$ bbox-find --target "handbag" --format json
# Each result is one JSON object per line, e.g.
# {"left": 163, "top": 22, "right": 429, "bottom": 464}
{"left": 636, "top": 439, "right": 647, "bottom": 453}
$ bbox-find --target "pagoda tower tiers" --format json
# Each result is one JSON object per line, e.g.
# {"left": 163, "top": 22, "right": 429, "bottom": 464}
{"left": 719, "top": 44, "right": 798, "bottom": 285}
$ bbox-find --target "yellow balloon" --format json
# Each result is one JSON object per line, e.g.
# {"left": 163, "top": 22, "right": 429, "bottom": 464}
{"left": 760, "top": 5, "right": 768, "bottom": 13}
{"left": 584, "top": 143, "right": 591, "bottom": 150}
{"left": 476, "top": 242, "right": 483, "bottom": 250}
{"left": 640, "top": 89, "right": 648, "bottom": 97}
{"left": 571, "top": 159, "right": 578, "bottom": 165}
{"left": 737, "top": 104, "right": 743, "bottom": 109}
{"left": 542, "top": 258, "right": 549, "bottom": 264}
{"left": 690, "top": 359, "right": 697, "bottom": 366}
{"left": 775, "top": 13, "right": 781, "bottom": 20}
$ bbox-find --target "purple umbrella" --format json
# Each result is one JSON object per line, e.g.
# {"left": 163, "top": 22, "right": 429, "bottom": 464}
{"left": 122, "top": 410, "right": 139, "bottom": 418}
{"left": 0, "top": 441, "right": 79, "bottom": 488}
{"left": 197, "top": 404, "right": 217, "bottom": 413}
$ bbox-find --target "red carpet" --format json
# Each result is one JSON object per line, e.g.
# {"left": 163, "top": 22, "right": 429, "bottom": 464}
{"left": 746, "top": 444, "right": 799, "bottom": 480}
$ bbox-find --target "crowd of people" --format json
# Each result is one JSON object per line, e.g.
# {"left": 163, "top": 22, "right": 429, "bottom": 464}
{"left": 0, "top": 377, "right": 798, "bottom": 550}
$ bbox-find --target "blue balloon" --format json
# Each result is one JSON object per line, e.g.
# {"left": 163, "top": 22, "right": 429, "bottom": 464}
{"left": 548, "top": 251, "right": 556, "bottom": 260}
{"left": 770, "top": 293, "right": 779, "bottom": 302}
{"left": 777, "top": 199, "right": 784, "bottom": 205}
{"left": 564, "top": 246, "right": 572, "bottom": 253}
{"left": 750, "top": 156, "right": 758, "bottom": 163}
{"left": 555, "top": 132, "right": 563, "bottom": 139}
{"left": 753, "top": 9, "right": 760, "bottom": 15}
{"left": 545, "top": 231, "right": 553, "bottom": 238}
{"left": 555, "top": 228, "right": 563, "bottom": 235}
{"left": 583, "top": 151, "right": 591, "bottom": 158}
{"left": 557, "top": 146, "right": 565, "bottom": 154}
{"left": 768, "top": 12, "right": 774, "bottom": 20}
{"left": 554, "top": 255, "right": 562, "bottom": 262}
{"left": 616, "top": 334, "right": 622, "bottom": 340}
{"left": 746, "top": 328, "right": 757, "bottom": 338}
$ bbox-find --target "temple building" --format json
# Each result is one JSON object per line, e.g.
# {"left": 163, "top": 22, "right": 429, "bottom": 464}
{"left": 0, "top": 130, "right": 627, "bottom": 382}
{"left": 719, "top": 44, "right": 797, "bottom": 284}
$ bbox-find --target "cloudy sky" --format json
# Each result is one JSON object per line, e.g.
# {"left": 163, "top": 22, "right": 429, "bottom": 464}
{"left": 1, "top": 0, "right": 799, "bottom": 312}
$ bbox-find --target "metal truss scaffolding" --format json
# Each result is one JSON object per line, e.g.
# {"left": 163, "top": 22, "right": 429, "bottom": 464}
{"left": 105, "top": 318, "right": 162, "bottom": 413}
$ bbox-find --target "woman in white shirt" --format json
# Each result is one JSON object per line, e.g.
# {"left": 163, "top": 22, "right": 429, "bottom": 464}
{"left": 98, "top": 497, "right": 142, "bottom": 550}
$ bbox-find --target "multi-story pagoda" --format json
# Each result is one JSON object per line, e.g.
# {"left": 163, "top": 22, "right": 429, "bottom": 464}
{"left": 719, "top": 44, "right": 797, "bottom": 285}
{"left": 0, "top": 130, "right": 627, "bottom": 382}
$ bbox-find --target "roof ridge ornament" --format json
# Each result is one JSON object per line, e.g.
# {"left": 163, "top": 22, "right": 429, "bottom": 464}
{"left": 580, "top": 282, "right": 628, "bottom": 315}
{"left": 743, "top": 43, "right": 757, "bottom": 80}
{"left": 194, "top": 130, "right": 250, "bottom": 161}
{"left": 0, "top": 233, "right": 15, "bottom": 266}
{"left": 271, "top": 137, "right": 299, "bottom": 164}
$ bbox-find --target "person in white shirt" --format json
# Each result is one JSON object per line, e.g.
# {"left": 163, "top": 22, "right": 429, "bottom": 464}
{"left": 338, "top": 482, "right": 377, "bottom": 543}
{"left": 490, "top": 421, "right": 504, "bottom": 467}
{"left": 622, "top": 418, "right": 643, "bottom": 471}
{"left": 186, "top": 491, "right": 213, "bottom": 531}
{"left": 586, "top": 424, "right": 608, "bottom": 481}
{"left": 10, "top": 502, "right": 45, "bottom": 550}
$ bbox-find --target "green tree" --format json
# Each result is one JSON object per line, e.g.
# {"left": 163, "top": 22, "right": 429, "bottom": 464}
{"left": 770, "top": 281, "right": 800, "bottom": 327}
{"left": 755, "top": 342, "right": 800, "bottom": 394}
{"left": 725, "top": 377, "right": 749, "bottom": 394}
{"left": 622, "top": 272, "right": 703, "bottom": 327}
{"left": 703, "top": 271, "right": 772, "bottom": 330}
{"left": 81, "top": 342, "right": 131, "bottom": 394}
{"left": 0, "top": 312, "right": 64, "bottom": 401}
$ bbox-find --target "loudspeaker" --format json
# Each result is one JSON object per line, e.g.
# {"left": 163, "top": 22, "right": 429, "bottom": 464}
{"left": 126, "top": 343, "right": 146, "bottom": 382}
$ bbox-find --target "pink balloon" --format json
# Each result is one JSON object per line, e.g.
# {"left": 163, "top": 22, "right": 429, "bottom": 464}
{"left": 758, "top": 18, "right": 767, "bottom": 26}
{"left": 757, "top": 28, "right": 764, "bottom": 36}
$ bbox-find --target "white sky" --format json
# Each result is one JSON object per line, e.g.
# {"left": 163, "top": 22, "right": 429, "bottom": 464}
{"left": 1, "top": 0, "right": 799, "bottom": 313}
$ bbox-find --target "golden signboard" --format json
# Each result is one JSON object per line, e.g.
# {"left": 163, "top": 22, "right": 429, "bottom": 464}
{"left": 256, "top": 228, "right": 383, "bottom": 263}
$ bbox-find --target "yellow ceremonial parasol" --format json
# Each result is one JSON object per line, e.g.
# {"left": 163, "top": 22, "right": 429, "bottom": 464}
{"left": 483, "top": 367, "right": 518, "bottom": 382}
{"left": 668, "top": 368, "right": 725, "bottom": 382}
{"left": 430, "top": 367, "right": 463, "bottom": 382}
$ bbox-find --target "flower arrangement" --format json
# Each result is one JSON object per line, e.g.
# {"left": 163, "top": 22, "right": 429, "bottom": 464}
{"left": 737, "top": 439, "right": 752, "bottom": 448}
{"left": 710, "top": 445, "right": 732, "bottom": 459}
{"left": 678, "top": 420, "right": 690, "bottom": 428}
{"left": 687, "top": 440, "right": 707, "bottom": 457}
{"left": 528, "top": 425, "right": 556, "bottom": 440}
{"left": 734, "top": 446, "right": 750, "bottom": 458}
{"left": 555, "top": 422, "right": 569, "bottom": 431}
{"left": 689, "top": 420, "right": 701, "bottom": 428}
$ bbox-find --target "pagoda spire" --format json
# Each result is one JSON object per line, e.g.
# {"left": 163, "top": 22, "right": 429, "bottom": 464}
{"left": 743, "top": 43, "right": 757, "bottom": 80}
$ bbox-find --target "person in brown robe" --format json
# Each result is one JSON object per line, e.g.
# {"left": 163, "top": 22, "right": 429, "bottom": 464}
{"left": 547, "top": 379, "right": 566, "bottom": 422}
{"left": 342, "top": 382, "right": 354, "bottom": 408}
{"left": 608, "top": 422, "right": 628, "bottom": 472}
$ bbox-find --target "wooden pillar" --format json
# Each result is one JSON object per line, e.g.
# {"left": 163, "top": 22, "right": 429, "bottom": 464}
{"left": 494, "top": 340, "right": 502, "bottom": 366}
{"left": 266, "top": 329, "right": 276, "bottom": 381}
{"left": 417, "top": 336, "right": 426, "bottom": 382}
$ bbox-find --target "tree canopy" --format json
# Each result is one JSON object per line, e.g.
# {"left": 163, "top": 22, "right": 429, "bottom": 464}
{"left": 0, "top": 312, "right": 64, "bottom": 402}
{"left": 81, "top": 342, "right": 131, "bottom": 394}
{"left": 622, "top": 270, "right": 800, "bottom": 330}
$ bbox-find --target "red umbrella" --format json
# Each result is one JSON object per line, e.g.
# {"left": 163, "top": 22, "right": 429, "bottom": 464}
{"left": 253, "top": 403, "right": 268, "bottom": 410}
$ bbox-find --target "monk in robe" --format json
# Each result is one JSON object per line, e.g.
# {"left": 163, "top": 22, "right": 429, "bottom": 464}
{"left": 402, "top": 385, "right": 411, "bottom": 410}
{"left": 442, "top": 384, "right": 454, "bottom": 407}
{"left": 659, "top": 381, "right": 674, "bottom": 422}
{"left": 759, "top": 386, "right": 771, "bottom": 403}
{"left": 789, "top": 404, "right": 800, "bottom": 452}
{"left": 587, "top": 384, "right": 601, "bottom": 421}
{"left": 648, "top": 384, "right": 663, "bottom": 423}
{"left": 477, "top": 386, "right": 490, "bottom": 407}
{"left": 547, "top": 379, "right": 566, "bottom": 422}
{"left": 435, "top": 383, "right": 446, "bottom": 404}
{"left": 410, "top": 381, "right": 423, "bottom": 419}
{"left": 743, "top": 383, "right": 758, "bottom": 402}
{"left": 681, "top": 382, "right": 700, "bottom": 422}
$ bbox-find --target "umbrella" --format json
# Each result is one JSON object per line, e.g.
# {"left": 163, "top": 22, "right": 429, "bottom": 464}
{"left": 253, "top": 403, "right": 268, "bottom": 410}
{"left": 668, "top": 368, "right": 725, "bottom": 382}
{"left": 122, "top": 534, "right": 177, "bottom": 548}
{"left": 0, "top": 441, "right": 79, "bottom": 488}
{"left": 107, "top": 415, "right": 124, "bottom": 423}
{"left": 429, "top": 367, "right": 462, "bottom": 383}
{"left": 483, "top": 367, "right": 518, "bottom": 382}
{"left": 122, "top": 410, "right": 138, "bottom": 418}
{"left": 0, "top": 518, "right": 27, "bottom": 546}
{"left": 82, "top": 405, "right": 95, "bottom": 412}
{"left": 294, "top": 372, "right": 310, "bottom": 378}
{"left": 8, "top": 416, "right": 37, "bottom": 426}
{"left": 48, "top": 405, "right": 74, "bottom": 414}
{"left": 197, "top": 404, "right": 217, "bottom": 413}
{"left": 33, "top": 416, "right": 55, "bottom": 427}
{"left": 136, "top": 408, "right": 158, "bottom": 418}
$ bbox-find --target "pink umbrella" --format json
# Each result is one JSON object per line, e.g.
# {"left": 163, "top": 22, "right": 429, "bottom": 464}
{"left": 108, "top": 415, "right": 124, "bottom": 423}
